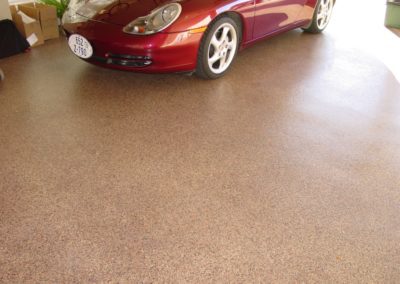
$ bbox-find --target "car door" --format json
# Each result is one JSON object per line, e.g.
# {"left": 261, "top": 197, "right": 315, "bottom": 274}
{"left": 253, "top": 0, "right": 307, "bottom": 39}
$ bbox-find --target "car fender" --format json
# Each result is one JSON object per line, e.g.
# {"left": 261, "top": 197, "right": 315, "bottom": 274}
{"left": 165, "top": 0, "right": 255, "bottom": 44}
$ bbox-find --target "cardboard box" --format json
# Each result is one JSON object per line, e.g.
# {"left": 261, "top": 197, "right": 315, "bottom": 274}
{"left": 18, "top": 3, "right": 59, "bottom": 40}
{"left": 10, "top": 5, "right": 44, "bottom": 47}
{"left": 0, "top": 0, "right": 12, "bottom": 20}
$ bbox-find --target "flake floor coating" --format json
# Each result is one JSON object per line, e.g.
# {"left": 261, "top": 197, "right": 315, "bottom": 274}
{"left": 1, "top": 0, "right": 400, "bottom": 282}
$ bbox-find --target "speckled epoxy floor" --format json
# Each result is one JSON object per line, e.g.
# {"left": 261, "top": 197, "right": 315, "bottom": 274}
{"left": 1, "top": 1, "right": 400, "bottom": 283}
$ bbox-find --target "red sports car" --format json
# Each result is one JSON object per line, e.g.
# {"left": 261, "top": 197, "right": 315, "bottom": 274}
{"left": 62, "top": 0, "right": 335, "bottom": 79}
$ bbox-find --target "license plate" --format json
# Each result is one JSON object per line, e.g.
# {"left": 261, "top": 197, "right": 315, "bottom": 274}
{"left": 68, "top": 34, "right": 93, "bottom": 59}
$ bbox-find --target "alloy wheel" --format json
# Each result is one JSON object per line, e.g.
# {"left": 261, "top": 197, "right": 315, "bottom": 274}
{"left": 207, "top": 23, "right": 238, "bottom": 75}
{"left": 317, "top": 0, "right": 334, "bottom": 30}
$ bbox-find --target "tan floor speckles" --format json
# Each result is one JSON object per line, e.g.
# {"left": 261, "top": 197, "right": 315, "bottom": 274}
{"left": 1, "top": 0, "right": 400, "bottom": 282}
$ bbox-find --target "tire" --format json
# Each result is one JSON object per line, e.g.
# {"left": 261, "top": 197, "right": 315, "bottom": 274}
{"left": 302, "top": 0, "right": 334, "bottom": 34}
{"left": 196, "top": 15, "right": 241, "bottom": 79}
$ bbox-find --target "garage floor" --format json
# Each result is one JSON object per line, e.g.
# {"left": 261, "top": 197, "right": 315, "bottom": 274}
{"left": 1, "top": 1, "right": 400, "bottom": 282}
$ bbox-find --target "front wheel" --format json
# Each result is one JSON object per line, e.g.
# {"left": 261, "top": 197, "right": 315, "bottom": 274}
{"left": 196, "top": 16, "right": 240, "bottom": 79}
{"left": 302, "top": 0, "right": 334, "bottom": 33}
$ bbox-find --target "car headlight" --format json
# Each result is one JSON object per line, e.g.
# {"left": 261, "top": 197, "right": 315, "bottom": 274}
{"left": 62, "top": 0, "right": 116, "bottom": 24}
{"left": 123, "top": 3, "right": 182, "bottom": 35}
{"left": 62, "top": 8, "right": 88, "bottom": 24}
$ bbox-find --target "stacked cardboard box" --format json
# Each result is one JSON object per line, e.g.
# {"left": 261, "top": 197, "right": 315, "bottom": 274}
{"left": 10, "top": 3, "right": 59, "bottom": 48}
{"left": 19, "top": 3, "right": 59, "bottom": 40}
{"left": 0, "top": 0, "right": 12, "bottom": 20}
{"left": 10, "top": 6, "right": 44, "bottom": 47}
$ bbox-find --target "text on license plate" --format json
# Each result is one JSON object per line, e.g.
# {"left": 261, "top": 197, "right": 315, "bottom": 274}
{"left": 68, "top": 34, "right": 93, "bottom": 59}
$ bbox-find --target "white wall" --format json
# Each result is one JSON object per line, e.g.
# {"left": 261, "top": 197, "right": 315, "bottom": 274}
{"left": 0, "top": 0, "right": 12, "bottom": 20}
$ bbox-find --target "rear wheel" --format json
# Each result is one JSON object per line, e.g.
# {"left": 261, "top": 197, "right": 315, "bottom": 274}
{"left": 302, "top": 0, "right": 334, "bottom": 33}
{"left": 196, "top": 16, "right": 240, "bottom": 79}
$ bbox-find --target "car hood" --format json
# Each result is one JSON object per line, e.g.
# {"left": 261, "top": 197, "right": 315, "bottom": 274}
{"left": 72, "top": 0, "right": 215, "bottom": 31}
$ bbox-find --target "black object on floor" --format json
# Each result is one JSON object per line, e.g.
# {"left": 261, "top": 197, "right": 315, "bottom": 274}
{"left": 0, "top": 19, "right": 30, "bottom": 59}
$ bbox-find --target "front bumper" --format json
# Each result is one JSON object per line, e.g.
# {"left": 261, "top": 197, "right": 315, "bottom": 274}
{"left": 63, "top": 21, "right": 204, "bottom": 73}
